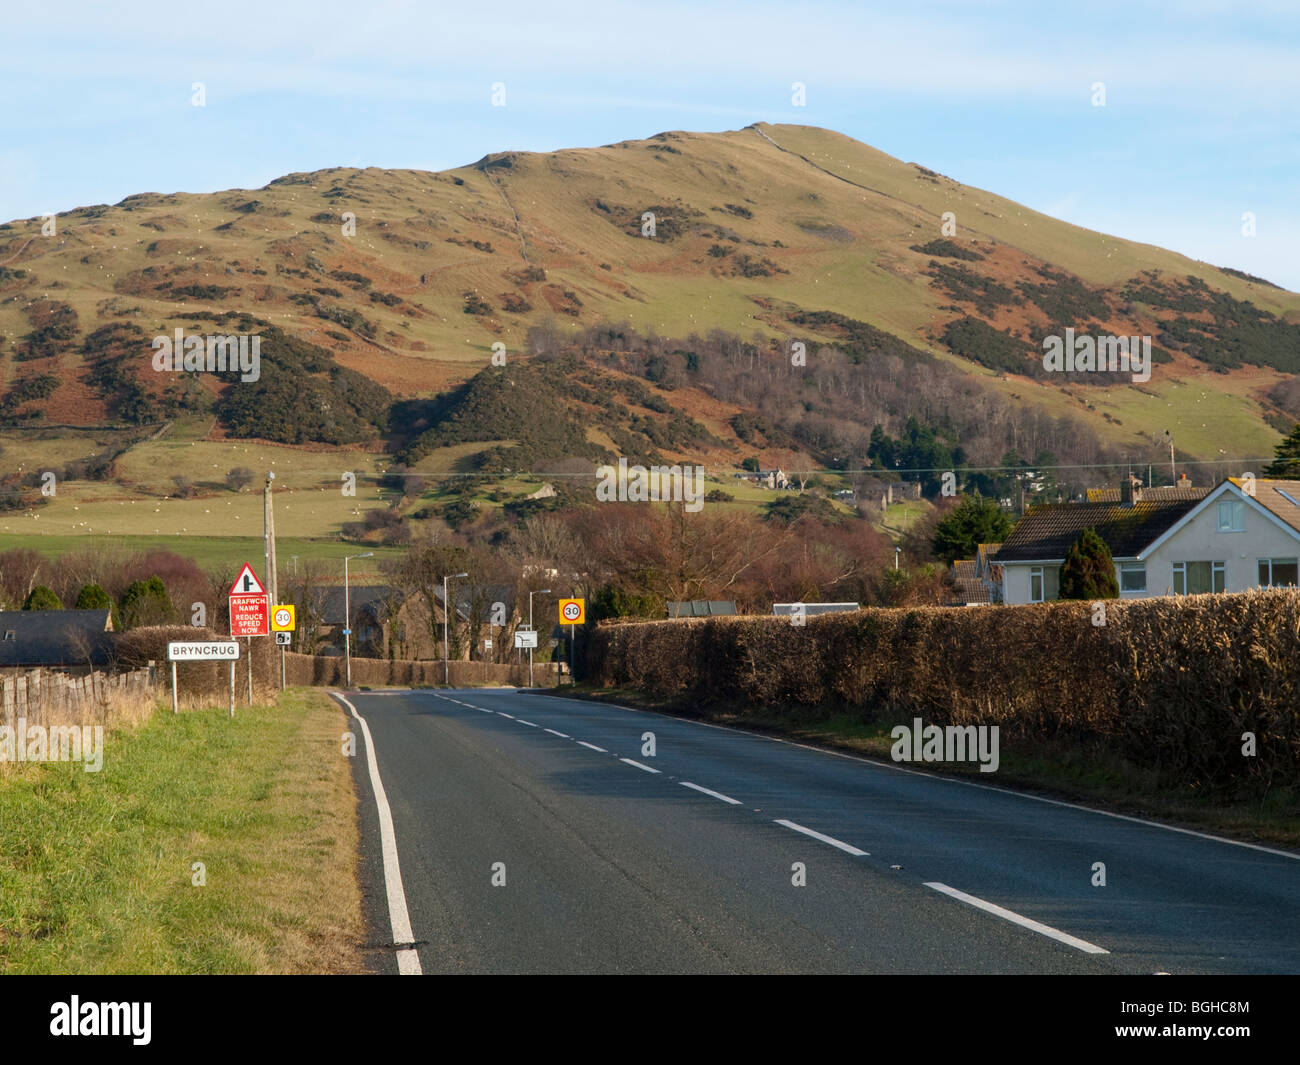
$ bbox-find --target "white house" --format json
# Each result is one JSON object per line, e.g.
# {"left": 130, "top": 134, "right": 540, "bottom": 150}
{"left": 996, "top": 476, "right": 1300, "bottom": 605}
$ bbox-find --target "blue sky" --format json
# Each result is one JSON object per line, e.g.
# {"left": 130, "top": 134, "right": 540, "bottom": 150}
{"left": 3, "top": 0, "right": 1298, "bottom": 289}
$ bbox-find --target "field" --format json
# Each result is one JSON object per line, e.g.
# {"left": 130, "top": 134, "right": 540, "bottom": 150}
{"left": 0, "top": 689, "right": 363, "bottom": 974}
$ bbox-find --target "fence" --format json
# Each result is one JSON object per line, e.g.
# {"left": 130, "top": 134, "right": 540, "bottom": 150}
{"left": 283, "top": 652, "right": 561, "bottom": 689}
{"left": 0, "top": 667, "right": 155, "bottom": 730}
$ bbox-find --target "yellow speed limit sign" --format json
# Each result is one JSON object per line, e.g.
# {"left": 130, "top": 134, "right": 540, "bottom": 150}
{"left": 271, "top": 604, "right": 296, "bottom": 631}
{"left": 559, "top": 598, "right": 585, "bottom": 625}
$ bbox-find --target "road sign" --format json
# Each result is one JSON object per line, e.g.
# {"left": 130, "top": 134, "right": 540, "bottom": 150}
{"left": 484, "top": 638, "right": 493, "bottom": 650}
{"left": 271, "top": 604, "right": 296, "bottom": 631}
{"left": 168, "top": 641, "right": 240, "bottom": 661}
{"left": 275, "top": 631, "right": 292, "bottom": 646}
{"left": 228, "top": 562, "right": 269, "bottom": 637}
{"left": 559, "top": 598, "right": 585, "bottom": 625}
{"left": 514, "top": 630, "right": 539, "bottom": 649}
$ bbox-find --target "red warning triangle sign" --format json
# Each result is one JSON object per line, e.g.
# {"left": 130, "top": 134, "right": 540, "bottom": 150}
{"left": 228, "top": 563, "right": 266, "bottom": 597}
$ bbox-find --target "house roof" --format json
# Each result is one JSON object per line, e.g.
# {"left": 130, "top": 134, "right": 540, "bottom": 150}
{"left": 312, "top": 586, "right": 402, "bottom": 625}
{"left": 667, "top": 600, "right": 737, "bottom": 617}
{"left": 952, "top": 577, "right": 991, "bottom": 604}
{"left": 1085, "top": 485, "right": 1207, "bottom": 503}
{"left": 0, "top": 609, "right": 115, "bottom": 668}
{"left": 997, "top": 494, "right": 1207, "bottom": 562}
{"left": 952, "top": 560, "right": 978, "bottom": 580}
{"left": 1230, "top": 478, "right": 1300, "bottom": 535}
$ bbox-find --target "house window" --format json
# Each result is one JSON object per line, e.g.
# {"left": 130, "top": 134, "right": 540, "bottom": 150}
{"left": 1030, "top": 566, "right": 1045, "bottom": 603}
{"left": 1172, "top": 561, "right": 1225, "bottom": 595}
{"left": 1258, "top": 558, "right": 1299, "bottom": 587}
{"left": 1217, "top": 499, "right": 1245, "bottom": 532}
{"left": 2, "top": 631, "right": 13, "bottom": 641}
{"left": 1119, "top": 564, "right": 1147, "bottom": 593}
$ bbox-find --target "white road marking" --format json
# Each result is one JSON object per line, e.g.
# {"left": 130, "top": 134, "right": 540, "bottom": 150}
{"left": 577, "top": 741, "right": 607, "bottom": 753}
{"left": 924, "top": 882, "right": 1109, "bottom": 955}
{"left": 331, "top": 692, "right": 422, "bottom": 975}
{"left": 497, "top": 712, "right": 515, "bottom": 719}
{"left": 680, "top": 781, "right": 742, "bottom": 805}
{"left": 533, "top": 694, "right": 1300, "bottom": 862}
{"left": 620, "top": 757, "right": 660, "bottom": 774}
{"left": 478, "top": 708, "right": 493, "bottom": 713}
{"left": 543, "top": 728, "right": 570, "bottom": 738}
{"left": 517, "top": 720, "right": 539, "bottom": 728}
{"left": 774, "top": 819, "right": 868, "bottom": 856}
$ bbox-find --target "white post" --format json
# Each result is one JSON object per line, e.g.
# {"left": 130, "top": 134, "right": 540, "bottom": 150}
{"left": 171, "top": 661, "right": 178, "bottom": 714}
{"left": 229, "top": 659, "right": 235, "bottom": 718}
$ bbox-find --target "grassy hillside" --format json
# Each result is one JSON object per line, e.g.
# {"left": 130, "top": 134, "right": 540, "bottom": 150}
{"left": 2, "top": 122, "right": 1296, "bottom": 546}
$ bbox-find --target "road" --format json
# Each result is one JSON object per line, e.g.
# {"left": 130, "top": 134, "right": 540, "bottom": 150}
{"left": 337, "top": 687, "right": 1300, "bottom": 975}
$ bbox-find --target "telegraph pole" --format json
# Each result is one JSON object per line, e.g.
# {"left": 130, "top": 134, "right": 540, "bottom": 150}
{"left": 264, "top": 472, "right": 280, "bottom": 689}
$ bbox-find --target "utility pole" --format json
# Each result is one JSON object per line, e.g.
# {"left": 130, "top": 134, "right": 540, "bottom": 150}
{"left": 264, "top": 472, "right": 280, "bottom": 689}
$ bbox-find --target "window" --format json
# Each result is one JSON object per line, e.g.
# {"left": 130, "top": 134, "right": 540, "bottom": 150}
{"left": 2, "top": 631, "right": 13, "bottom": 641}
{"left": 1030, "top": 566, "right": 1044, "bottom": 603}
{"left": 1217, "top": 499, "right": 1244, "bottom": 532}
{"left": 1119, "top": 563, "right": 1147, "bottom": 593}
{"left": 1258, "top": 558, "right": 1299, "bottom": 587}
{"left": 1172, "top": 561, "right": 1226, "bottom": 595}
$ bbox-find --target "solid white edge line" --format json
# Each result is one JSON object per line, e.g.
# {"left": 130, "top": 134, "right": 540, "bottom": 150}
{"left": 543, "top": 728, "right": 570, "bottom": 738}
{"left": 619, "top": 757, "right": 660, "bottom": 774}
{"left": 774, "top": 818, "right": 868, "bottom": 856}
{"left": 925, "top": 881, "right": 1109, "bottom": 955}
{"left": 680, "top": 781, "right": 743, "bottom": 805}
{"left": 331, "top": 692, "right": 422, "bottom": 975}
{"left": 577, "top": 741, "right": 607, "bottom": 753}
{"left": 530, "top": 694, "right": 1300, "bottom": 862}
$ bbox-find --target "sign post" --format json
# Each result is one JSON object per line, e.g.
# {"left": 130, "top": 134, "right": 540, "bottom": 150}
{"left": 167, "top": 641, "right": 241, "bottom": 717}
{"left": 271, "top": 604, "right": 296, "bottom": 691}
{"left": 228, "top": 563, "right": 269, "bottom": 706}
{"left": 559, "top": 599, "right": 585, "bottom": 686}
{"left": 514, "top": 627, "right": 538, "bottom": 686}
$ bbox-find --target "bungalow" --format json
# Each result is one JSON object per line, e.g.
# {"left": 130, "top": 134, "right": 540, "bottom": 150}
{"left": 0, "top": 609, "right": 115, "bottom": 673}
{"left": 996, "top": 476, "right": 1300, "bottom": 604}
{"left": 949, "top": 559, "right": 992, "bottom": 606}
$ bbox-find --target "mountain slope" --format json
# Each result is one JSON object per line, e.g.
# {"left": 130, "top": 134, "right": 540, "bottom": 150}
{"left": 1, "top": 123, "right": 1297, "bottom": 469}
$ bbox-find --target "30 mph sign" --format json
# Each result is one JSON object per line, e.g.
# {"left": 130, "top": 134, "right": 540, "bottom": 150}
{"left": 559, "top": 598, "right": 585, "bottom": 625}
{"left": 228, "top": 563, "right": 269, "bottom": 637}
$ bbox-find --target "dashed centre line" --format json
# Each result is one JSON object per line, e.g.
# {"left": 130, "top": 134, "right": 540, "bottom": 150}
{"left": 925, "top": 882, "right": 1109, "bottom": 955}
{"left": 680, "top": 781, "right": 742, "bottom": 805}
{"left": 543, "top": 728, "right": 570, "bottom": 738}
{"left": 517, "top": 720, "right": 539, "bottom": 727}
{"left": 774, "top": 819, "right": 869, "bottom": 856}
{"left": 577, "top": 741, "right": 608, "bottom": 753}
{"left": 619, "top": 757, "right": 660, "bottom": 774}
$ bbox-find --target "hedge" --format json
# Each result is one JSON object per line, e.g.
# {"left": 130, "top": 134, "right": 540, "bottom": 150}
{"left": 587, "top": 590, "right": 1300, "bottom": 797}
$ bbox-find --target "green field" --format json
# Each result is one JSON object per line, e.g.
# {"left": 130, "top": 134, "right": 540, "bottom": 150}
{"left": 0, "top": 689, "right": 363, "bottom": 974}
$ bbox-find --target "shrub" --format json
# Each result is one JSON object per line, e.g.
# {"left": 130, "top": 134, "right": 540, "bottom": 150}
{"left": 23, "top": 585, "right": 62, "bottom": 610}
{"left": 1059, "top": 528, "right": 1119, "bottom": 599}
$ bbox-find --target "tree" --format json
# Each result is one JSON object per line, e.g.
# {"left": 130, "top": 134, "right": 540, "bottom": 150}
{"left": 1058, "top": 528, "right": 1119, "bottom": 599}
{"left": 225, "top": 466, "right": 256, "bottom": 491}
{"left": 22, "top": 585, "right": 62, "bottom": 610}
{"left": 931, "top": 494, "right": 1013, "bottom": 563}
{"left": 75, "top": 583, "right": 112, "bottom": 610}
{"left": 120, "top": 576, "right": 175, "bottom": 628}
{"left": 1263, "top": 423, "right": 1300, "bottom": 478}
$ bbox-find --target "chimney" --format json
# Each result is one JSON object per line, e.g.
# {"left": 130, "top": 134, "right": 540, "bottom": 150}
{"left": 1121, "top": 474, "right": 1142, "bottom": 507}
{"left": 1177, "top": 473, "right": 1191, "bottom": 487}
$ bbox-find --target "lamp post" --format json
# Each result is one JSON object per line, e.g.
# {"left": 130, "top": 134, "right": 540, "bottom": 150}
{"left": 343, "top": 552, "right": 373, "bottom": 689}
{"left": 528, "top": 588, "right": 551, "bottom": 688}
{"left": 443, "top": 571, "right": 469, "bottom": 686}
{"left": 894, "top": 546, "right": 900, "bottom": 571}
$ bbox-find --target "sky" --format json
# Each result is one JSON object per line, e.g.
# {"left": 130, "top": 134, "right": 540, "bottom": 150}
{"left": 2, "top": 0, "right": 1298, "bottom": 289}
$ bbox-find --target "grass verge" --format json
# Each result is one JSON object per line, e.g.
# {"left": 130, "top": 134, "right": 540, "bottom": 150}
{"left": 0, "top": 688, "right": 363, "bottom": 974}
{"left": 557, "top": 686, "right": 1300, "bottom": 851}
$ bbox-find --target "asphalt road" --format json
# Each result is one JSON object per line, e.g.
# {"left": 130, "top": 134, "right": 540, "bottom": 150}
{"left": 338, "top": 687, "right": 1300, "bottom": 975}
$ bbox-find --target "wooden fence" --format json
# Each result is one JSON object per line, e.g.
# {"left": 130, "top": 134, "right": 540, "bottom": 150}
{"left": 0, "top": 667, "right": 155, "bottom": 728}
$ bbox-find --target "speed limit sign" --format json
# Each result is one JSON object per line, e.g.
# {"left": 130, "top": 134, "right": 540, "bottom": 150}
{"left": 559, "top": 598, "right": 585, "bottom": 625}
{"left": 271, "top": 604, "right": 296, "bottom": 631}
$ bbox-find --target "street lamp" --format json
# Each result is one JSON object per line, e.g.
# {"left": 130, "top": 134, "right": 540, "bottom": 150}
{"left": 528, "top": 588, "right": 551, "bottom": 688}
{"left": 894, "top": 546, "right": 900, "bottom": 571}
{"left": 343, "top": 552, "right": 373, "bottom": 689}
{"left": 443, "top": 571, "right": 469, "bottom": 686}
